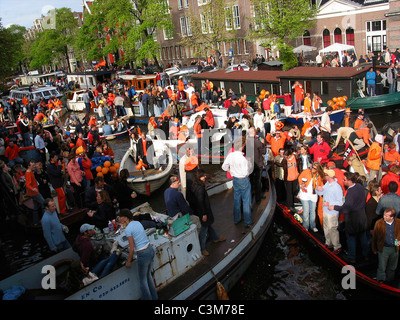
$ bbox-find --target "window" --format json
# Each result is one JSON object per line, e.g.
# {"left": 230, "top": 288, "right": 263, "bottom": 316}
{"left": 321, "top": 81, "right": 329, "bottom": 95}
{"left": 372, "top": 35, "right": 381, "bottom": 52}
{"left": 180, "top": 16, "right": 187, "bottom": 36}
{"left": 198, "top": 0, "right": 208, "bottom": 6}
{"left": 346, "top": 28, "right": 354, "bottom": 46}
{"left": 178, "top": 0, "right": 183, "bottom": 10}
{"left": 186, "top": 17, "right": 192, "bottom": 36}
{"left": 163, "top": 28, "right": 173, "bottom": 40}
{"left": 334, "top": 28, "right": 342, "bottom": 44}
{"left": 244, "top": 40, "right": 249, "bottom": 54}
{"left": 303, "top": 30, "right": 311, "bottom": 46}
{"left": 323, "top": 29, "right": 331, "bottom": 48}
{"left": 225, "top": 7, "right": 233, "bottom": 30}
{"left": 233, "top": 5, "right": 240, "bottom": 29}
{"left": 236, "top": 39, "right": 242, "bottom": 55}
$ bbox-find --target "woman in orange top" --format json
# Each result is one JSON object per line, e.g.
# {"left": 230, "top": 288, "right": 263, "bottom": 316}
{"left": 281, "top": 149, "right": 299, "bottom": 210}
{"left": 25, "top": 160, "right": 45, "bottom": 224}
{"left": 303, "top": 93, "right": 312, "bottom": 114}
{"left": 193, "top": 115, "right": 202, "bottom": 154}
{"left": 102, "top": 143, "right": 115, "bottom": 159}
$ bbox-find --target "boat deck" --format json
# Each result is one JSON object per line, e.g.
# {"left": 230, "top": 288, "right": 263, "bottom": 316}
{"left": 157, "top": 180, "right": 274, "bottom": 300}
{"left": 279, "top": 203, "right": 400, "bottom": 297}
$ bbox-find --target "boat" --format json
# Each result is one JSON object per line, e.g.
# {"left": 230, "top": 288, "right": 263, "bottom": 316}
{"left": 277, "top": 202, "right": 400, "bottom": 298}
{"left": 285, "top": 108, "right": 345, "bottom": 125}
{"left": 346, "top": 92, "right": 400, "bottom": 112}
{"left": 65, "top": 90, "right": 87, "bottom": 112}
{"left": 120, "top": 139, "right": 174, "bottom": 195}
{"left": 0, "top": 178, "right": 277, "bottom": 300}
{"left": 381, "top": 122, "right": 400, "bottom": 141}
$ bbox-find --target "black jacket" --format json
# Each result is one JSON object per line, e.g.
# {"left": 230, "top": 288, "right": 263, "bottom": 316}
{"left": 190, "top": 182, "right": 214, "bottom": 226}
{"left": 46, "top": 162, "right": 64, "bottom": 189}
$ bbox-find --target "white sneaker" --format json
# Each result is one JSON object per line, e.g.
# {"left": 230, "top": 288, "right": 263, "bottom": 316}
{"left": 312, "top": 228, "right": 318, "bottom": 232}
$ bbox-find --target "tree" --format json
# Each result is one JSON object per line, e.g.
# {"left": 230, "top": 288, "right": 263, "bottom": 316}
{"left": 249, "top": 0, "right": 318, "bottom": 70}
{"left": 179, "top": 0, "right": 239, "bottom": 60}
{"left": 76, "top": 0, "right": 174, "bottom": 68}
{"left": 0, "top": 20, "right": 26, "bottom": 86}
{"left": 29, "top": 8, "right": 78, "bottom": 72}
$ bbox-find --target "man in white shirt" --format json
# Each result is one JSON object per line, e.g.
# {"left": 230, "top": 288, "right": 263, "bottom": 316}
{"left": 320, "top": 106, "right": 333, "bottom": 144}
{"left": 222, "top": 136, "right": 253, "bottom": 227}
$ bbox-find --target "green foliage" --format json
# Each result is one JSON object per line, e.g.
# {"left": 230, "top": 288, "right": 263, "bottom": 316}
{"left": 76, "top": 0, "right": 174, "bottom": 67}
{"left": 180, "top": 0, "right": 238, "bottom": 58}
{"left": 278, "top": 43, "right": 298, "bottom": 71}
{"left": 0, "top": 21, "right": 26, "bottom": 81}
{"left": 249, "top": 0, "right": 318, "bottom": 69}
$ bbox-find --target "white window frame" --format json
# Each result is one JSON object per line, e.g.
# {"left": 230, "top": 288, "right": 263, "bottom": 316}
{"left": 233, "top": 5, "right": 240, "bottom": 30}
{"left": 180, "top": 16, "right": 187, "bottom": 36}
{"left": 225, "top": 7, "right": 233, "bottom": 30}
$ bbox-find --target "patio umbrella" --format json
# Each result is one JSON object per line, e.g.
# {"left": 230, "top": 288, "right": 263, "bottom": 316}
{"left": 293, "top": 45, "right": 317, "bottom": 53}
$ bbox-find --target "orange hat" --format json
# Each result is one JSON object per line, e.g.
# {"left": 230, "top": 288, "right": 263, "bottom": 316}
{"left": 345, "top": 108, "right": 351, "bottom": 113}
{"left": 275, "top": 121, "right": 284, "bottom": 131}
{"left": 185, "top": 156, "right": 198, "bottom": 171}
{"left": 327, "top": 161, "right": 335, "bottom": 168}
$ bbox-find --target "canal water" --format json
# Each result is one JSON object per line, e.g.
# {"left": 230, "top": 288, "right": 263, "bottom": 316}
{"left": 0, "top": 107, "right": 399, "bottom": 300}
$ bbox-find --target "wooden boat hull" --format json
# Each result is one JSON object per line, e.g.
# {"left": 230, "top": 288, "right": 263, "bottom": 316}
{"left": 120, "top": 140, "right": 174, "bottom": 195}
{"left": 277, "top": 203, "right": 400, "bottom": 298}
{"left": 346, "top": 92, "right": 400, "bottom": 111}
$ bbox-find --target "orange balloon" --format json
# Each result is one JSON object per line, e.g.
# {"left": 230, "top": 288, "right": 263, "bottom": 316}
{"left": 103, "top": 161, "right": 111, "bottom": 168}
{"left": 265, "top": 91, "right": 270, "bottom": 96}
{"left": 259, "top": 94, "right": 265, "bottom": 100}
{"left": 114, "top": 163, "right": 120, "bottom": 169}
{"left": 97, "top": 172, "right": 104, "bottom": 177}
{"left": 96, "top": 166, "right": 102, "bottom": 172}
{"left": 332, "top": 97, "right": 338, "bottom": 102}
{"left": 339, "top": 100, "right": 346, "bottom": 107}
{"left": 343, "top": 96, "right": 348, "bottom": 101}
{"left": 327, "top": 100, "right": 333, "bottom": 106}
{"left": 261, "top": 89, "right": 266, "bottom": 95}
{"left": 102, "top": 167, "right": 109, "bottom": 174}
{"left": 109, "top": 166, "right": 116, "bottom": 173}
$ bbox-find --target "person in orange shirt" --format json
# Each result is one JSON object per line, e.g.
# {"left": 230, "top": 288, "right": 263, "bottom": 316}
{"left": 266, "top": 130, "right": 287, "bottom": 157}
{"left": 88, "top": 115, "right": 97, "bottom": 127}
{"left": 25, "top": 160, "right": 45, "bottom": 225}
{"left": 384, "top": 142, "right": 400, "bottom": 167}
{"left": 204, "top": 107, "right": 215, "bottom": 129}
{"left": 193, "top": 115, "right": 203, "bottom": 155}
{"left": 354, "top": 113, "right": 364, "bottom": 130}
{"left": 102, "top": 142, "right": 115, "bottom": 159}
{"left": 75, "top": 132, "right": 87, "bottom": 153}
{"left": 22, "top": 95, "right": 29, "bottom": 107}
{"left": 303, "top": 93, "right": 312, "bottom": 115}
{"left": 190, "top": 92, "right": 198, "bottom": 109}
{"left": 292, "top": 81, "right": 304, "bottom": 114}
{"left": 355, "top": 124, "right": 373, "bottom": 147}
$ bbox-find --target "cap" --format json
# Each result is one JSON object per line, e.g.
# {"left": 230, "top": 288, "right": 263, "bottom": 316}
{"left": 324, "top": 169, "right": 336, "bottom": 178}
{"left": 275, "top": 121, "right": 284, "bottom": 131}
{"left": 80, "top": 223, "right": 95, "bottom": 233}
{"left": 185, "top": 155, "right": 198, "bottom": 171}
{"left": 327, "top": 161, "right": 335, "bottom": 168}
{"left": 345, "top": 108, "right": 351, "bottom": 113}
{"left": 375, "top": 134, "right": 384, "bottom": 144}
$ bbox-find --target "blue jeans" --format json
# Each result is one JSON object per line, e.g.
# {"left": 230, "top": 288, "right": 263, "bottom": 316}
{"left": 199, "top": 224, "right": 219, "bottom": 251}
{"left": 233, "top": 177, "right": 252, "bottom": 226}
{"left": 367, "top": 83, "right": 376, "bottom": 96}
{"left": 92, "top": 253, "right": 119, "bottom": 278}
{"left": 8, "top": 156, "right": 24, "bottom": 167}
{"left": 32, "top": 193, "right": 45, "bottom": 224}
{"left": 389, "top": 82, "right": 396, "bottom": 94}
{"left": 300, "top": 199, "right": 317, "bottom": 230}
{"left": 137, "top": 246, "right": 158, "bottom": 300}
{"left": 346, "top": 230, "right": 369, "bottom": 261}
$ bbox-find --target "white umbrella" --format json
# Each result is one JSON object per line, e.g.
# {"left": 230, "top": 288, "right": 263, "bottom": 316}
{"left": 293, "top": 45, "right": 317, "bottom": 53}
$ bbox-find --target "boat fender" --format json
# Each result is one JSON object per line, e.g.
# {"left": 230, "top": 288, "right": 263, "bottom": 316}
{"left": 216, "top": 282, "right": 229, "bottom": 300}
{"left": 146, "top": 182, "right": 151, "bottom": 195}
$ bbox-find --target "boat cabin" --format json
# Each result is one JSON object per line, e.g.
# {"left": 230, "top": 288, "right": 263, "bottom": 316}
{"left": 119, "top": 74, "right": 157, "bottom": 92}
{"left": 66, "top": 70, "right": 118, "bottom": 90}
{"left": 190, "top": 70, "right": 282, "bottom": 104}
{"left": 8, "top": 86, "right": 63, "bottom": 103}
{"left": 278, "top": 65, "right": 372, "bottom": 103}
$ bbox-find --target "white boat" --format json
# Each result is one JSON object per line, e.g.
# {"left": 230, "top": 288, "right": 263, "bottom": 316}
{"left": 0, "top": 179, "right": 276, "bottom": 300}
{"left": 120, "top": 139, "right": 174, "bottom": 195}
{"left": 65, "top": 90, "right": 87, "bottom": 112}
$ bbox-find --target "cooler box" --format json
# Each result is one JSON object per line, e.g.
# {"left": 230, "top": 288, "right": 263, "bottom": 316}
{"left": 168, "top": 214, "right": 192, "bottom": 237}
